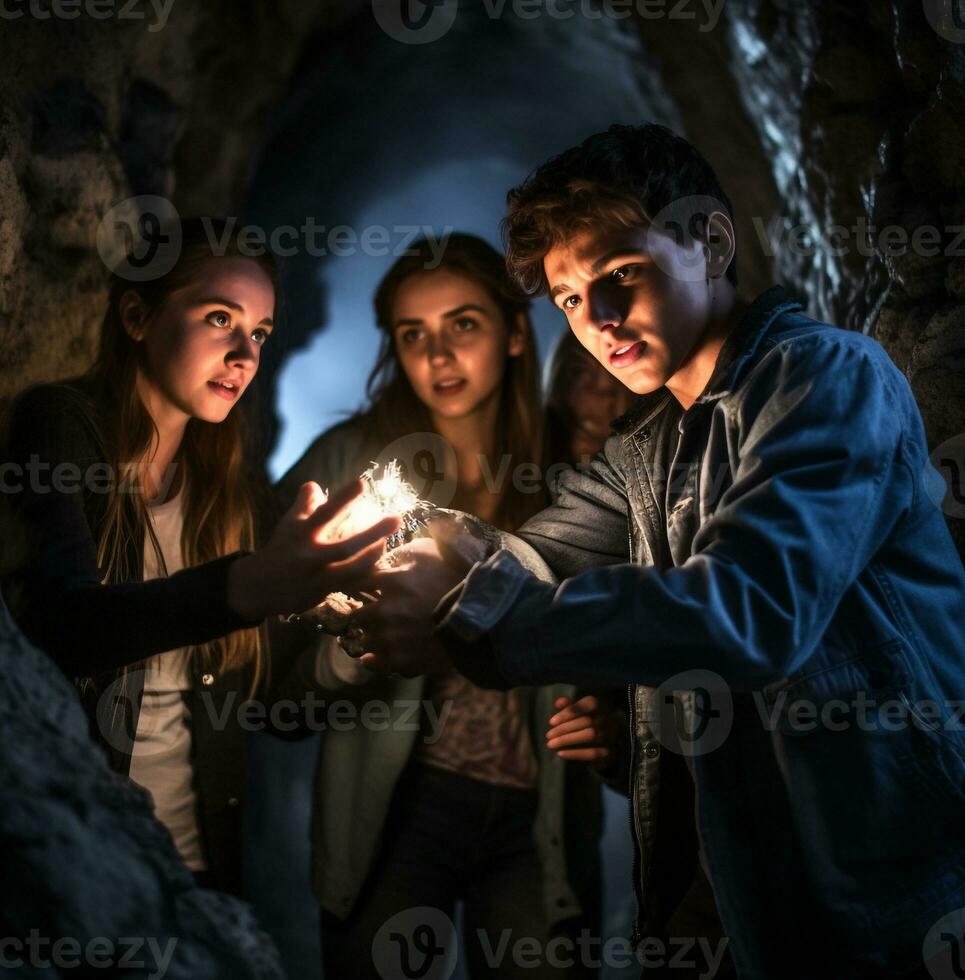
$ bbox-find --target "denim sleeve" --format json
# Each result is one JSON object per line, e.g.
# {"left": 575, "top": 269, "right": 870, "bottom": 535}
{"left": 434, "top": 438, "right": 632, "bottom": 689}
{"left": 440, "top": 335, "right": 910, "bottom": 691}
{"left": 514, "top": 437, "right": 633, "bottom": 576}
{"left": 443, "top": 435, "right": 632, "bottom": 585}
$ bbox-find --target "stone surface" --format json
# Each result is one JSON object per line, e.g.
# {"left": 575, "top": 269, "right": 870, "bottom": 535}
{"left": 0, "top": 606, "right": 286, "bottom": 979}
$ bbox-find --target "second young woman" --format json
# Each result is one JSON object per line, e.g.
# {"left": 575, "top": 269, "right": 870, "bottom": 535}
{"left": 276, "top": 234, "right": 617, "bottom": 978}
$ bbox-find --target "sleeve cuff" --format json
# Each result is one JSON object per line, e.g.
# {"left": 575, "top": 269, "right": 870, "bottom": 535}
{"left": 430, "top": 550, "right": 531, "bottom": 690}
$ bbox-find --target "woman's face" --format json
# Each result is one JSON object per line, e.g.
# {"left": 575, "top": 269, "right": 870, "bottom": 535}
{"left": 124, "top": 256, "right": 275, "bottom": 425}
{"left": 567, "top": 352, "right": 629, "bottom": 461}
{"left": 390, "top": 269, "right": 524, "bottom": 423}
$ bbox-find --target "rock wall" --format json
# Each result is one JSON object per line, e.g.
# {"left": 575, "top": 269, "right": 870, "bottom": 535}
{"left": 0, "top": 0, "right": 353, "bottom": 402}
{"left": 712, "top": 0, "right": 965, "bottom": 550}
{"left": 0, "top": 603, "right": 286, "bottom": 977}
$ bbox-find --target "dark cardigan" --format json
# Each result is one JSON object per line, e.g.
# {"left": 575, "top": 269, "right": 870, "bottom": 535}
{"left": 1, "top": 380, "right": 297, "bottom": 897}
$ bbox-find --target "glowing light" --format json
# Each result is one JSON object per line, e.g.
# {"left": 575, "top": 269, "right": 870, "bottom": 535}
{"left": 319, "top": 460, "right": 429, "bottom": 548}
{"left": 284, "top": 460, "right": 431, "bottom": 637}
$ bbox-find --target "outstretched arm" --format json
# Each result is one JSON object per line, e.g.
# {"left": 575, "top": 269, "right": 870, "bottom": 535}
{"left": 439, "top": 336, "right": 909, "bottom": 692}
{"left": 363, "top": 336, "right": 911, "bottom": 693}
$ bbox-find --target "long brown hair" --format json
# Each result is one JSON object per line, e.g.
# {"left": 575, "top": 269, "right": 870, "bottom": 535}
{"left": 544, "top": 328, "right": 637, "bottom": 468}
{"left": 20, "top": 218, "right": 279, "bottom": 690}
{"left": 361, "top": 233, "right": 547, "bottom": 532}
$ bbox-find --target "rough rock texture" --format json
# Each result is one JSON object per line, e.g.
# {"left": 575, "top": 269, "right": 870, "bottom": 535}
{"left": 0, "top": 606, "right": 286, "bottom": 978}
{"left": 711, "top": 0, "right": 965, "bottom": 552}
{"left": 0, "top": 0, "right": 357, "bottom": 402}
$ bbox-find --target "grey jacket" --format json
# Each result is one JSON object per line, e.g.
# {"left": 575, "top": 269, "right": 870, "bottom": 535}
{"left": 274, "top": 415, "right": 606, "bottom": 932}
{"left": 436, "top": 287, "right": 965, "bottom": 978}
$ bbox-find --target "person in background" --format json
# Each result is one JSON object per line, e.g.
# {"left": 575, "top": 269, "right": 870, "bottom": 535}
{"left": 275, "top": 233, "right": 625, "bottom": 979}
{"left": 544, "top": 328, "right": 637, "bottom": 473}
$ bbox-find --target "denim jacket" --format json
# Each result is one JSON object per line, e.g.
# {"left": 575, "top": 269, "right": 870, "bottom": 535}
{"left": 437, "top": 286, "right": 965, "bottom": 978}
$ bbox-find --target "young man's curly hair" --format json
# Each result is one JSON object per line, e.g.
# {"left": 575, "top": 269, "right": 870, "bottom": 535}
{"left": 501, "top": 123, "right": 738, "bottom": 295}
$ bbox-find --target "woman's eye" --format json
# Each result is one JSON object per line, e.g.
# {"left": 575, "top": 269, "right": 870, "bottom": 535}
{"left": 207, "top": 311, "right": 231, "bottom": 328}
{"left": 251, "top": 328, "right": 269, "bottom": 346}
{"left": 610, "top": 265, "right": 635, "bottom": 282}
{"left": 562, "top": 295, "right": 581, "bottom": 311}
{"left": 399, "top": 328, "right": 422, "bottom": 345}
{"left": 453, "top": 317, "right": 477, "bottom": 332}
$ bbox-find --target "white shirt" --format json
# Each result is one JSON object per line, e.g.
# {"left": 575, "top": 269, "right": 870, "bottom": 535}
{"left": 127, "top": 486, "right": 207, "bottom": 872}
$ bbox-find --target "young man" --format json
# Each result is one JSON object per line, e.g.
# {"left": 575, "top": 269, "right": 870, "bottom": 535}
{"left": 352, "top": 124, "right": 965, "bottom": 978}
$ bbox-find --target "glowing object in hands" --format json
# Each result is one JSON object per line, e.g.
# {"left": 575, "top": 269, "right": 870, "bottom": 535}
{"left": 284, "top": 460, "right": 431, "bottom": 638}
{"left": 318, "top": 460, "right": 429, "bottom": 550}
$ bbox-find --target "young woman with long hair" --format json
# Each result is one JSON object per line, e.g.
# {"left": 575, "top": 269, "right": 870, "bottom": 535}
{"left": 0, "top": 218, "right": 399, "bottom": 895}
{"left": 275, "top": 233, "right": 619, "bottom": 979}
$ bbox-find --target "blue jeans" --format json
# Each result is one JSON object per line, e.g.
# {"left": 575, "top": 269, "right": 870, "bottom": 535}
{"left": 321, "top": 762, "right": 599, "bottom": 979}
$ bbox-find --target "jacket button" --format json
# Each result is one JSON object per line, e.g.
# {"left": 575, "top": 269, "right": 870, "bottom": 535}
{"left": 644, "top": 741, "right": 660, "bottom": 759}
{"left": 201, "top": 673, "right": 215, "bottom": 686}
{"left": 228, "top": 797, "right": 239, "bottom": 807}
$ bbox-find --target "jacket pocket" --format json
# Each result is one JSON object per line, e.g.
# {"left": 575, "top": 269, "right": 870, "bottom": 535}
{"left": 759, "top": 638, "right": 965, "bottom": 929}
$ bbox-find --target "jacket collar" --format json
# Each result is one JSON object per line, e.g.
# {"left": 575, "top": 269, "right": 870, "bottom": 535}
{"left": 612, "top": 285, "right": 803, "bottom": 435}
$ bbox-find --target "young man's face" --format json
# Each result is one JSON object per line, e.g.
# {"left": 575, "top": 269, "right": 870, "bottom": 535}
{"left": 544, "top": 222, "right": 718, "bottom": 397}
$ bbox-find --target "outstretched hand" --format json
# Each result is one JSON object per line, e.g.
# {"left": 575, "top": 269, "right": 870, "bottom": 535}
{"left": 227, "top": 480, "right": 401, "bottom": 622}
